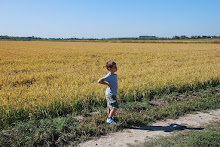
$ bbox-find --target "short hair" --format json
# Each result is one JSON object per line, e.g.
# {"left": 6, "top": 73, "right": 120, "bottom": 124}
{"left": 106, "top": 61, "right": 116, "bottom": 70}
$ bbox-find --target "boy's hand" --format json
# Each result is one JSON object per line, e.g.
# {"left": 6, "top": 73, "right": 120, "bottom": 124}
{"left": 98, "top": 78, "right": 112, "bottom": 87}
{"left": 107, "top": 83, "right": 112, "bottom": 88}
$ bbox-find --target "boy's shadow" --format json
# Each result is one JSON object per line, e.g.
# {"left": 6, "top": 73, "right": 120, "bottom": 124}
{"left": 129, "top": 124, "right": 204, "bottom": 132}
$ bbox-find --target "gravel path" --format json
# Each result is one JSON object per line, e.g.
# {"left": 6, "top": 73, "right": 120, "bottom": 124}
{"left": 77, "top": 109, "right": 220, "bottom": 147}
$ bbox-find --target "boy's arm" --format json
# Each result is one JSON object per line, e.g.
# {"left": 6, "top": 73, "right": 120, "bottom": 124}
{"left": 97, "top": 78, "right": 112, "bottom": 87}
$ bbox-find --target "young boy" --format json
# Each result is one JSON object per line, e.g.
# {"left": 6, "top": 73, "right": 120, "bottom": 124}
{"left": 98, "top": 61, "right": 119, "bottom": 124}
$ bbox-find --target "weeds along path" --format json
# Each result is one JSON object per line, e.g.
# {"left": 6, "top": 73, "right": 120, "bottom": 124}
{"left": 77, "top": 108, "right": 220, "bottom": 147}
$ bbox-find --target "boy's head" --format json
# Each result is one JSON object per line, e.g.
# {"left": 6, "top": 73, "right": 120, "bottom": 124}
{"left": 106, "top": 61, "right": 117, "bottom": 72}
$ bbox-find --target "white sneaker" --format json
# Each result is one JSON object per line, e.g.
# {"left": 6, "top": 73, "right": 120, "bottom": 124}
{"left": 107, "top": 118, "right": 116, "bottom": 124}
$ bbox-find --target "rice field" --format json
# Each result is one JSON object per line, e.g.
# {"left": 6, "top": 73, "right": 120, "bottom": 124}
{"left": 0, "top": 41, "right": 219, "bottom": 124}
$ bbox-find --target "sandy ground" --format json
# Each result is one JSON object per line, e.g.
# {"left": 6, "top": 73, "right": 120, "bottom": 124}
{"left": 76, "top": 109, "right": 220, "bottom": 147}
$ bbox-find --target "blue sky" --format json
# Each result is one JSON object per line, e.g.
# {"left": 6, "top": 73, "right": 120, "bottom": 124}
{"left": 1, "top": 0, "right": 219, "bottom": 38}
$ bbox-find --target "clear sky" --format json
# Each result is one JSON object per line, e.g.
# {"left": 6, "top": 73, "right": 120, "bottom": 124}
{"left": 1, "top": 0, "right": 219, "bottom": 38}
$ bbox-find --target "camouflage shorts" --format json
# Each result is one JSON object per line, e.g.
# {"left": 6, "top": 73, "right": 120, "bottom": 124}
{"left": 106, "top": 95, "right": 119, "bottom": 110}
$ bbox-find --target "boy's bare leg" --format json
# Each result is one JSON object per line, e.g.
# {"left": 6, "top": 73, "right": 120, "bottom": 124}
{"left": 109, "top": 109, "right": 117, "bottom": 118}
{"left": 107, "top": 109, "right": 111, "bottom": 117}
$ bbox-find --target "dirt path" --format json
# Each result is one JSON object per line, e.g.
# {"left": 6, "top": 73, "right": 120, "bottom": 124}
{"left": 77, "top": 109, "right": 220, "bottom": 147}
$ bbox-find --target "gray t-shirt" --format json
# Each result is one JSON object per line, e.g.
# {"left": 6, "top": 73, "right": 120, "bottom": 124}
{"left": 103, "top": 73, "right": 118, "bottom": 96}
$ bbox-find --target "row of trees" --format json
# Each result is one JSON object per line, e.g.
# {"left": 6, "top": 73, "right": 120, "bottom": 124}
{"left": 0, "top": 35, "right": 100, "bottom": 41}
{"left": 172, "top": 35, "right": 220, "bottom": 39}
{"left": 0, "top": 36, "right": 44, "bottom": 41}
{"left": 0, "top": 35, "right": 219, "bottom": 41}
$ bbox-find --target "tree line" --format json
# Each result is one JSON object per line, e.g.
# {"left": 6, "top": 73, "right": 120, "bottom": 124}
{"left": 172, "top": 35, "right": 219, "bottom": 39}
{"left": 0, "top": 35, "right": 219, "bottom": 41}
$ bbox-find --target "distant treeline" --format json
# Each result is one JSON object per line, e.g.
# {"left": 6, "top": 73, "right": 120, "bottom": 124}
{"left": 172, "top": 35, "right": 220, "bottom": 39}
{"left": 0, "top": 35, "right": 219, "bottom": 41}
{"left": 0, "top": 36, "right": 82, "bottom": 41}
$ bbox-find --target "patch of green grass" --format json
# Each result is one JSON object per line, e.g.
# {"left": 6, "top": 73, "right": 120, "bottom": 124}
{"left": 133, "top": 122, "right": 220, "bottom": 147}
{"left": 119, "top": 102, "right": 148, "bottom": 112}
{"left": 0, "top": 85, "right": 219, "bottom": 146}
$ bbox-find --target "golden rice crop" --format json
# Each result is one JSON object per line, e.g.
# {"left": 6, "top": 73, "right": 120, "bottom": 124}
{"left": 0, "top": 41, "right": 219, "bottom": 122}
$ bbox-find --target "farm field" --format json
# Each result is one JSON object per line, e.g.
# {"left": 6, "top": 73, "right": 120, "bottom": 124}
{"left": 0, "top": 40, "right": 219, "bottom": 125}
